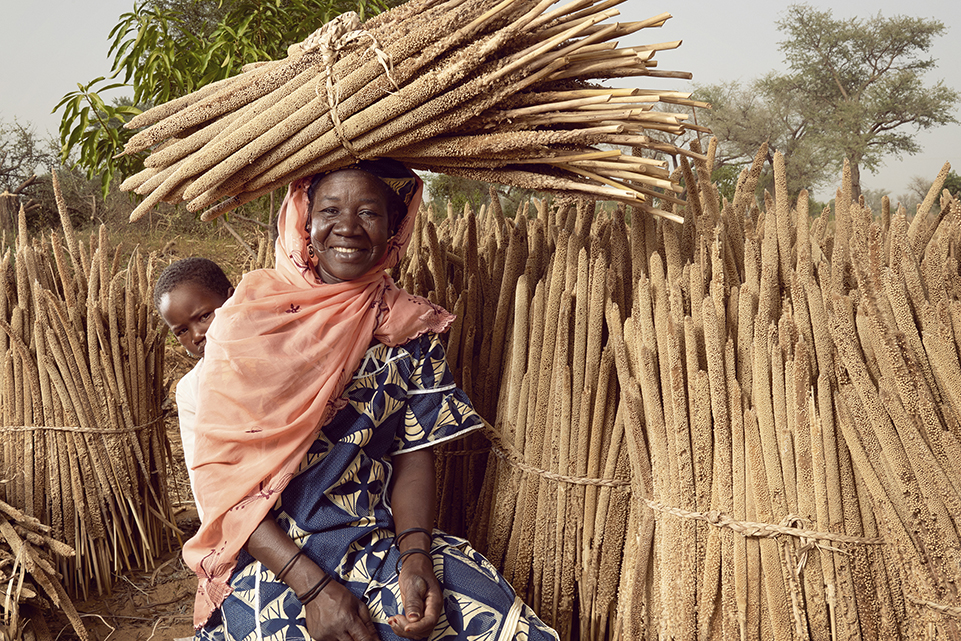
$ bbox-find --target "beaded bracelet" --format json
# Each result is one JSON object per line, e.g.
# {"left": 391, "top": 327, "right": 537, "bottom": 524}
{"left": 395, "top": 548, "right": 432, "bottom": 574}
{"left": 276, "top": 550, "right": 304, "bottom": 583}
{"left": 395, "top": 527, "right": 432, "bottom": 549}
{"left": 297, "top": 573, "right": 335, "bottom": 606}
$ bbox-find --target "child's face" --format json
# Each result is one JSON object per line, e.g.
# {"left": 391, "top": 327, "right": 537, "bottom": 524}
{"left": 158, "top": 282, "right": 233, "bottom": 358}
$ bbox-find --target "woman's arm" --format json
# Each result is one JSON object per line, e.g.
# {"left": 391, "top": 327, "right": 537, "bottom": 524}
{"left": 245, "top": 517, "right": 378, "bottom": 641}
{"left": 388, "top": 447, "right": 444, "bottom": 638}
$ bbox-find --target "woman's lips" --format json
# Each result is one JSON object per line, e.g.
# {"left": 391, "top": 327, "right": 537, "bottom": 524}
{"left": 326, "top": 246, "right": 368, "bottom": 257}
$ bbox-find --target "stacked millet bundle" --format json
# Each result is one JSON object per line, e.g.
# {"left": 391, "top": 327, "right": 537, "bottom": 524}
{"left": 117, "top": 0, "right": 702, "bottom": 220}
{"left": 0, "top": 172, "right": 178, "bottom": 607}
{"left": 396, "top": 149, "right": 961, "bottom": 640}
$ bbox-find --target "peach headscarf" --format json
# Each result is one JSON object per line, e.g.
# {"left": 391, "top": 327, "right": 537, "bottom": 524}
{"left": 184, "top": 160, "right": 454, "bottom": 627}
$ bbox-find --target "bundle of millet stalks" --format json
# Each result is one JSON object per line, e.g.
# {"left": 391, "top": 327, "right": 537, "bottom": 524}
{"left": 0, "top": 499, "right": 87, "bottom": 641}
{"left": 0, "top": 172, "right": 179, "bottom": 607}
{"left": 118, "top": 0, "right": 704, "bottom": 223}
{"left": 395, "top": 147, "right": 961, "bottom": 639}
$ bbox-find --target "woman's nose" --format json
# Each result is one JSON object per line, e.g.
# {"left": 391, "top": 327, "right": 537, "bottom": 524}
{"left": 189, "top": 327, "right": 204, "bottom": 346}
{"left": 332, "top": 211, "right": 361, "bottom": 234}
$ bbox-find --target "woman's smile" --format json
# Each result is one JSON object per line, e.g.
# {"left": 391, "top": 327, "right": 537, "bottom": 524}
{"left": 325, "top": 246, "right": 365, "bottom": 256}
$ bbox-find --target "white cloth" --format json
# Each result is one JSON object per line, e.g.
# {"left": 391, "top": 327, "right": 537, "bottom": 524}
{"left": 175, "top": 359, "right": 204, "bottom": 521}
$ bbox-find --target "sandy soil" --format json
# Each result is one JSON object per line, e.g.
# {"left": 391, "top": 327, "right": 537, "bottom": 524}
{"left": 67, "top": 537, "right": 199, "bottom": 641}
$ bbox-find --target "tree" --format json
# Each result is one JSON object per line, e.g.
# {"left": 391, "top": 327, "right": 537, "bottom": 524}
{"left": 425, "top": 174, "right": 539, "bottom": 219}
{"left": 898, "top": 169, "right": 961, "bottom": 212}
{"left": 694, "top": 79, "right": 834, "bottom": 199}
{"left": 427, "top": 175, "right": 492, "bottom": 218}
{"left": 709, "top": 163, "right": 742, "bottom": 205}
{"left": 945, "top": 170, "right": 961, "bottom": 198}
{"left": 56, "top": 0, "right": 400, "bottom": 194}
{"left": 771, "top": 4, "right": 958, "bottom": 199}
{"left": 0, "top": 119, "right": 60, "bottom": 234}
{"left": 0, "top": 119, "right": 57, "bottom": 193}
{"left": 902, "top": 175, "right": 934, "bottom": 208}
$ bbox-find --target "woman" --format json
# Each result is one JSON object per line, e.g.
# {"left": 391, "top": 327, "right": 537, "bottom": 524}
{"left": 187, "top": 159, "right": 557, "bottom": 641}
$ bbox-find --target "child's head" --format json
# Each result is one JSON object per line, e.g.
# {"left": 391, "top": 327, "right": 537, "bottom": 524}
{"left": 154, "top": 257, "right": 234, "bottom": 358}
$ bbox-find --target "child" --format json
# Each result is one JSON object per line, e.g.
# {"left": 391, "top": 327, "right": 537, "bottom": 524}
{"left": 154, "top": 257, "right": 234, "bottom": 520}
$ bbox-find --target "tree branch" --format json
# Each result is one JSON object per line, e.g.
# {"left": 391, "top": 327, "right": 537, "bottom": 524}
{"left": 227, "top": 212, "right": 270, "bottom": 229}
{"left": 220, "top": 218, "right": 257, "bottom": 259}
{"left": 13, "top": 175, "right": 37, "bottom": 195}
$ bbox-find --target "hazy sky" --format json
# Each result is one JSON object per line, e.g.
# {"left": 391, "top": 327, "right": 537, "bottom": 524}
{"left": 1, "top": 0, "right": 958, "bottom": 201}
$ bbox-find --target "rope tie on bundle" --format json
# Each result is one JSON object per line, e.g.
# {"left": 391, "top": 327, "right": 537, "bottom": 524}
{"left": 644, "top": 498, "right": 887, "bottom": 633}
{"left": 908, "top": 595, "right": 961, "bottom": 619}
{"left": 481, "top": 420, "right": 629, "bottom": 488}
{"left": 481, "top": 422, "right": 885, "bottom": 552}
{"left": 294, "top": 12, "right": 397, "bottom": 161}
{"left": 644, "top": 499, "right": 884, "bottom": 547}
{"left": 0, "top": 415, "right": 164, "bottom": 434}
{"left": 435, "top": 446, "right": 492, "bottom": 458}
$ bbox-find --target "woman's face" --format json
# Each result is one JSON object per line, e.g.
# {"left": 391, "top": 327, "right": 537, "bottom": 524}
{"left": 308, "top": 170, "right": 393, "bottom": 284}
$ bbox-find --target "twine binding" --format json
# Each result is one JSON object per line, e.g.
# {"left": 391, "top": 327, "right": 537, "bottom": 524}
{"left": 295, "top": 12, "right": 398, "bottom": 161}
{"left": 1, "top": 415, "right": 164, "bottom": 434}
{"left": 479, "top": 421, "right": 888, "bottom": 544}
{"left": 481, "top": 419, "right": 629, "bottom": 488}
{"left": 908, "top": 595, "right": 961, "bottom": 619}
{"left": 435, "top": 446, "right": 491, "bottom": 458}
{"left": 644, "top": 499, "right": 884, "bottom": 546}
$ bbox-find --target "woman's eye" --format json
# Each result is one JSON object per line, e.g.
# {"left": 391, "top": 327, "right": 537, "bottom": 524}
{"left": 175, "top": 328, "right": 187, "bottom": 337}
{"left": 200, "top": 312, "right": 211, "bottom": 321}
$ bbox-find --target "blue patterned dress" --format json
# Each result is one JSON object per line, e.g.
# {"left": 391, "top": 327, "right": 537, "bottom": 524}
{"left": 197, "top": 333, "right": 558, "bottom": 641}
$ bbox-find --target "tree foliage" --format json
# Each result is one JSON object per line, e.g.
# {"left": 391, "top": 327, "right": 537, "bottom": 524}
{"left": 694, "top": 79, "right": 834, "bottom": 199}
{"left": 425, "top": 174, "right": 540, "bottom": 220}
{"left": 945, "top": 170, "right": 961, "bottom": 198}
{"left": 707, "top": 163, "right": 742, "bottom": 205}
{"left": 772, "top": 4, "right": 958, "bottom": 198}
{"left": 426, "top": 175, "right": 492, "bottom": 218}
{"left": 0, "top": 119, "right": 58, "bottom": 193}
{"left": 55, "top": 0, "right": 398, "bottom": 195}
{"left": 698, "top": 4, "right": 958, "bottom": 203}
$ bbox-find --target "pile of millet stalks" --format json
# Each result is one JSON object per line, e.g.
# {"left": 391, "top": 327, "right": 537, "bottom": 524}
{"left": 397, "top": 146, "right": 961, "bottom": 640}
{"left": 0, "top": 172, "right": 180, "bottom": 625}
{"left": 118, "top": 0, "right": 703, "bottom": 223}
{"left": 0, "top": 498, "right": 86, "bottom": 641}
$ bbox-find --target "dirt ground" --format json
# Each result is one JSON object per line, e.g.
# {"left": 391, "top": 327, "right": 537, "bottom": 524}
{"left": 44, "top": 345, "right": 203, "bottom": 641}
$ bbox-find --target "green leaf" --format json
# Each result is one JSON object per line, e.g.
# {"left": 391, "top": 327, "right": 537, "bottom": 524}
{"left": 65, "top": 125, "right": 84, "bottom": 157}
{"left": 56, "top": 0, "right": 405, "bottom": 192}
{"left": 87, "top": 92, "right": 107, "bottom": 114}
{"left": 77, "top": 108, "right": 90, "bottom": 137}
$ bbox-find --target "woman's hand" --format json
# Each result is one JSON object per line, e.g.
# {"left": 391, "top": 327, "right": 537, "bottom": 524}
{"left": 389, "top": 448, "right": 442, "bottom": 638}
{"left": 305, "top": 579, "right": 379, "bottom": 641}
{"left": 244, "top": 517, "right": 377, "bottom": 641}
{"left": 388, "top": 552, "right": 442, "bottom": 639}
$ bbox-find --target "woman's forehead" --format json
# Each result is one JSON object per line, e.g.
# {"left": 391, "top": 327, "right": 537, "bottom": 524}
{"left": 316, "top": 169, "right": 380, "bottom": 189}
{"left": 312, "top": 170, "right": 392, "bottom": 205}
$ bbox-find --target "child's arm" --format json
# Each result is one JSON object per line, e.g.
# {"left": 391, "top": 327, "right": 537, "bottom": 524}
{"left": 175, "top": 363, "right": 203, "bottom": 520}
